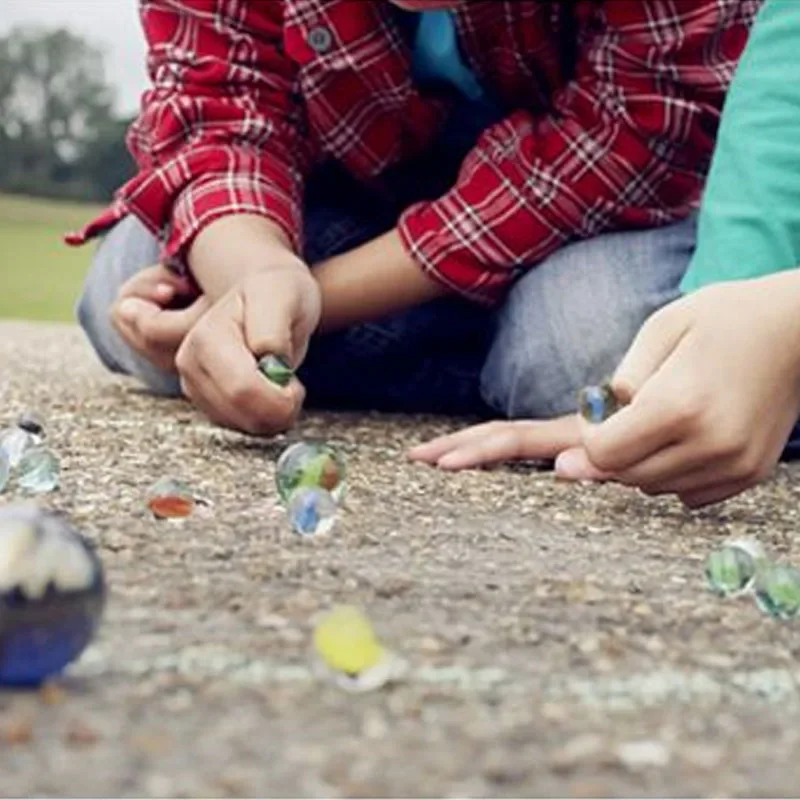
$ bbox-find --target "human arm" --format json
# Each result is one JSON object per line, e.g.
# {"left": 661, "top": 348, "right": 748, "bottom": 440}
{"left": 554, "top": 272, "right": 800, "bottom": 507}
{"left": 394, "top": 1, "right": 755, "bottom": 306}
{"left": 104, "top": 1, "right": 320, "bottom": 432}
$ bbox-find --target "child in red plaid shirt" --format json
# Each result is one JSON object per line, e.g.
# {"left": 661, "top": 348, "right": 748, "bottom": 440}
{"left": 74, "top": 0, "right": 758, "bottom": 445}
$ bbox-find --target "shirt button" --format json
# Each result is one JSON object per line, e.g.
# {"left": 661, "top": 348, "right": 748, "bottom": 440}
{"left": 307, "top": 25, "right": 333, "bottom": 54}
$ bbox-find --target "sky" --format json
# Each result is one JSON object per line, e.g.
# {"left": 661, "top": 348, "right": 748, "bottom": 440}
{"left": 1, "top": 0, "right": 148, "bottom": 114}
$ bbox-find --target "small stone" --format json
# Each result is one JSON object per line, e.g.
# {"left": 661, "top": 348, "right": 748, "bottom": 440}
{"left": 577, "top": 381, "right": 621, "bottom": 424}
{"left": 706, "top": 539, "right": 767, "bottom": 597}
{"left": 65, "top": 719, "right": 100, "bottom": 747}
{"left": 1, "top": 717, "right": 33, "bottom": 745}
{"left": 0, "top": 505, "right": 105, "bottom": 686}
{"left": 615, "top": 740, "right": 671, "bottom": 771}
{"left": 16, "top": 447, "right": 60, "bottom": 494}
{"left": 0, "top": 426, "right": 37, "bottom": 468}
{"left": 39, "top": 682, "right": 68, "bottom": 705}
{"left": 754, "top": 563, "right": 800, "bottom": 619}
{"left": 549, "top": 735, "right": 605, "bottom": 773}
{"left": 258, "top": 354, "right": 294, "bottom": 387}
{"left": 147, "top": 477, "right": 196, "bottom": 519}
{"left": 276, "top": 441, "right": 346, "bottom": 504}
{"left": 287, "top": 487, "right": 337, "bottom": 537}
{"left": 16, "top": 412, "right": 44, "bottom": 437}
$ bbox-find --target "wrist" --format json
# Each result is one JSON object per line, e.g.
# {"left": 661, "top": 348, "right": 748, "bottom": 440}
{"left": 188, "top": 214, "right": 307, "bottom": 302}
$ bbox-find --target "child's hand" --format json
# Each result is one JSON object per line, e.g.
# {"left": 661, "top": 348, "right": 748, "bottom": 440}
{"left": 555, "top": 273, "right": 800, "bottom": 507}
{"left": 175, "top": 264, "right": 321, "bottom": 435}
{"left": 408, "top": 416, "right": 580, "bottom": 470}
{"left": 111, "top": 265, "right": 209, "bottom": 373}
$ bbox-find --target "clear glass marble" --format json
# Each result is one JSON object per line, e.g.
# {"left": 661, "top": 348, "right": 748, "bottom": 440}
{"left": 16, "top": 447, "right": 59, "bottom": 494}
{"left": 754, "top": 564, "right": 800, "bottom": 620}
{"left": 0, "top": 448, "right": 9, "bottom": 494}
{"left": 287, "top": 487, "right": 338, "bottom": 537}
{"left": 705, "top": 539, "right": 767, "bottom": 597}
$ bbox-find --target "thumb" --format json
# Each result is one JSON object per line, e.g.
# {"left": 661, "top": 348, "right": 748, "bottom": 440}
{"left": 612, "top": 301, "right": 690, "bottom": 404}
{"left": 241, "top": 284, "right": 296, "bottom": 366}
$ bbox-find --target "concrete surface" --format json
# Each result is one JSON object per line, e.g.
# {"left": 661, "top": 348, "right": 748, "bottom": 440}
{"left": 1, "top": 321, "right": 800, "bottom": 797}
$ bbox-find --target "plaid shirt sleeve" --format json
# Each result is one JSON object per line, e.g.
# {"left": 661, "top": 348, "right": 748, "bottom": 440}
{"left": 86, "top": 0, "right": 310, "bottom": 267}
{"left": 398, "top": 1, "right": 754, "bottom": 305}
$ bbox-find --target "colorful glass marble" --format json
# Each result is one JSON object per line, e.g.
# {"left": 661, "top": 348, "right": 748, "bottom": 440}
{"left": 0, "top": 505, "right": 105, "bottom": 685}
{"left": 578, "top": 381, "right": 622, "bottom": 424}
{"left": 146, "top": 478, "right": 196, "bottom": 519}
{"left": 313, "top": 605, "right": 406, "bottom": 692}
{"left": 275, "top": 442, "right": 346, "bottom": 504}
{"left": 258, "top": 355, "right": 294, "bottom": 387}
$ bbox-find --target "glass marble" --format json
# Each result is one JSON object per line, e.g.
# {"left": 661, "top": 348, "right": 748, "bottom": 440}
{"left": 258, "top": 355, "right": 294, "bottom": 387}
{"left": 312, "top": 605, "right": 406, "bottom": 692}
{"left": 0, "top": 426, "right": 38, "bottom": 469}
{"left": 705, "top": 539, "right": 767, "bottom": 597}
{"left": 578, "top": 381, "right": 621, "bottom": 424}
{"left": 16, "top": 412, "right": 44, "bottom": 437}
{"left": 17, "top": 447, "right": 60, "bottom": 494}
{"left": 0, "top": 448, "right": 9, "bottom": 494}
{"left": 147, "top": 477, "right": 196, "bottom": 519}
{"left": 754, "top": 564, "right": 800, "bottom": 619}
{"left": 276, "top": 441, "right": 346, "bottom": 504}
{"left": 287, "top": 487, "right": 338, "bottom": 537}
{"left": 0, "top": 505, "right": 105, "bottom": 686}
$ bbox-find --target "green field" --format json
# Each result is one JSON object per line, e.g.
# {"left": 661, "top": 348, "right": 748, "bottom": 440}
{"left": 0, "top": 193, "right": 103, "bottom": 322}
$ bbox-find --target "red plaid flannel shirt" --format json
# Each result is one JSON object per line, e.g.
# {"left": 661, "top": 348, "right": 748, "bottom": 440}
{"left": 68, "top": 0, "right": 761, "bottom": 304}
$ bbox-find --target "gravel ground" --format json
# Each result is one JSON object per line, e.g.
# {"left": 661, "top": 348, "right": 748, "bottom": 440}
{"left": 1, "top": 321, "right": 800, "bottom": 798}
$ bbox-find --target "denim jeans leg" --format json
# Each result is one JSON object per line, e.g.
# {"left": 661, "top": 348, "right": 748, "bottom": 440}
{"left": 76, "top": 215, "right": 183, "bottom": 397}
{"left": 481, "top": 215, "right": 698, "bottom": 418}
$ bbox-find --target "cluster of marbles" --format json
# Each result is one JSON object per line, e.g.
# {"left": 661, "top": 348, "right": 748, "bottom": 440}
{"left": 276, "top": 441, "right": 346, "bottom": 537}
{"left": 706, "top": 539, "right": 800, "bottom": 620}
{"left": 0, "top": 505, "right": 105, "bottom": 685}
{"left": 0, "top": 412, "right": 59, "bottom": 494}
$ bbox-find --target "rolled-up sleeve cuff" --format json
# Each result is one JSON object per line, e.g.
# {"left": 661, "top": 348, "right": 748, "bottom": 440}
{"left": 163, "top": 170, "right": 302, "bottom": 273}
{"left": 398, "top": 198, "right": 513, "bottom": 307}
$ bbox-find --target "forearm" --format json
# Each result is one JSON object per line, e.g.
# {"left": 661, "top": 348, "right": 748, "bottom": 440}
{"left": 188, "top": 214, "right": 307, "bottom": 303}
{"left": 313, "top": 229, "right": 449, "bottom": 333}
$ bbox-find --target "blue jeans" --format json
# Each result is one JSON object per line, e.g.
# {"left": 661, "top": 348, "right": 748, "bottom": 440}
{"left": 77, "top": 162, "right": 695, "bottom": 420}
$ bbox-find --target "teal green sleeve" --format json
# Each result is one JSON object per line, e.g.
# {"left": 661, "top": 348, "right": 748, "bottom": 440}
{"left": 681, "top": 0, "right": 800, "bottom": 294}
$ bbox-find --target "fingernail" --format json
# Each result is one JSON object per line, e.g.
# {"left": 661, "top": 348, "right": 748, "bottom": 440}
{"left": 554, "top": 451, "right": 581, "bottom": 479}
{"left": 156, "top": 283, "right": 174, "bottom": 296}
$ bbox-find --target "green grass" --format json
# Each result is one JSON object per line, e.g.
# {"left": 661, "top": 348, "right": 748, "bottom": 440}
{"left": 0, "top": 193, "right": 103, "bottom": 322}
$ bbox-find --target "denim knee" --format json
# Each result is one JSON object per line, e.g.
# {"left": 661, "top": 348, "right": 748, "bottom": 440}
{"left": 76, "top": 217, "right": 182, "bottom": 397}
{"left": 480, "top": 217, "right": 697, "bottom": 419}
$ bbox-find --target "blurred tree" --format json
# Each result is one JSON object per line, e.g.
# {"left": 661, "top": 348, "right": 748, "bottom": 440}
{"left": 0, "top": 26, "right": 135, "bottom": 202}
